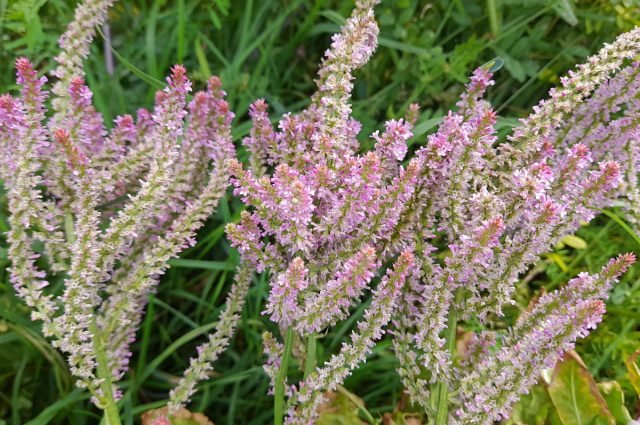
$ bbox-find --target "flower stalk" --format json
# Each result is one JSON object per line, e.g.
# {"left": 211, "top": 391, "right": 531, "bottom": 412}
{"left": 90, "top": 319, "right": 122, "bottom": 425}
{"left": 274, "top": 328, "right": 295, "bottom": 425}
{"left": 434, "top": 289, "right": 461, "bottom": 425}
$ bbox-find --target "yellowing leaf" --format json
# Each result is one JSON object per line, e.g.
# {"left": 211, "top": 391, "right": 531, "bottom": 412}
{"left": 380, "top": 392, "right": 424, "bottom": 425}
{"left": 597, "top": 381, "right": 633, "bottom": 424}
{"left": 624, "top": 350, "right": 640, "bottom": 398}
{"left": 141, "top": 407, "right": 214, "bottom": 425}
{"left": 548, "top": 253, "right": 569, "bottom": 272}
{"left": 562, "top": 235, "right": 588, "bottom": 250}
{"left": 547, "top": 351, "right": 615, "bottom": 425}
{"left": 552, "top": 0, "right": 578, "bottom": 26}
{"left": 382, "top": 412, "right": 423, "bottom": 424}
{"left": 316, "top": 389, "right": 367, "bottom": 425}
{"left": 505, "top": 383, "right": 553, "bottom": 425}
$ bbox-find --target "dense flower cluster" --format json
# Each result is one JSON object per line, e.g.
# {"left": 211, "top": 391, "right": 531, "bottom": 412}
{"left": 0, "top": 0, "right": 241, "bottom": 411}
{"left": 230, "top": 0, "right": 639, "bottom": 424}
{"left": 2, "top": 0, "right": 639, "bottom": 423}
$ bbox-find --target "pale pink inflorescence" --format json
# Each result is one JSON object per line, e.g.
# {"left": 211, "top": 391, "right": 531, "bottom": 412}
{"left": 393, "top": 33, "right": 639, "bottom": 422}
{"left": 454, "top": 253, "right": 635, "bottom": 424}
{"left": 226, "top": 0, "right": 423, "bottom": 422}
{"left": 229, "top": 0, "right": 639, "bottom": 423}
{"left": 3, "top": 0, "right": 640, "bottom": 421}
{"left": 168, "top": 265, "right": 254, "bottom": 413}
{"left": 1, "top": 0, "right": 244, "bottom": 409}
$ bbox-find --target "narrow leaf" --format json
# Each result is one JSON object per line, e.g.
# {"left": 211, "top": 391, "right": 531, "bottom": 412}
{"left": 562, "top": 235, "right": 588, "bottom": 250}
{"left": 168, "top": 258, "right": 236, "bottom": 271}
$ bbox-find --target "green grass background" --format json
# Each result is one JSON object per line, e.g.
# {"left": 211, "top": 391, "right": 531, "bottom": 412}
{"left": 1, "top": 0, "right": 640, "bottom": 423}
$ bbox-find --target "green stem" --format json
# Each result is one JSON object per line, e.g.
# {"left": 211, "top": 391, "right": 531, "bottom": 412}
{"left": 434, "top": 290, "right": 461, "bottom": 425}
{"left": 90, "top": 319, "right": 122, "bottom": 425}
{"left": 274, "top": 328, "right": 294, "bottom": 425}
{"left": 64, "top": 210, "right": 75, "bottom": 244}
{"left": 304, "top": 335, "right": 316, "bottom": 379}
{"left": 337, "top": 385, "right": 376, "bottom": 424}
{"left": 486, "top": 0, "right": 500, "bottom": 37}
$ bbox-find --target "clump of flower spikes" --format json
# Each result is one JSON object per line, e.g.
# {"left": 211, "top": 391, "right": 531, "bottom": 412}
{"left": 397, "top": 29, "right": 640, "bottom": 424}
{"left": 378, "top": 27, "right": 640, "bottom": 425}
{"left": 385, "top": 22, "right": 640, "bottom": 425}
{"left": 0, "top": 0, "right": 245, "bottom": 411}
{"left": 226, "top": 0, "right": 421, "bottom": 422}
{"left": 228, "top": 0, "right": 640, "bottom": 423}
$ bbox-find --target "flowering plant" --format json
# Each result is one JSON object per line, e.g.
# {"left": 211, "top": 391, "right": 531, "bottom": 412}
{"left": 0, "top": 1, "right": 247, "bottom": 423}
{"left": 2, "top": 0, "right": 639, "bottom": 424}
{"left": 228, "top": 0, "right": 639, "bottom": 424}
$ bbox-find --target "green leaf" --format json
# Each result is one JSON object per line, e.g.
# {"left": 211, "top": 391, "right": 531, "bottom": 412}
{"left": 506, "top": 383, "right": 553, "bottom": 425}
{"left": 316, "top": 389, "right": 367, "bottom": 425}
{"left": 547, "top": 352, "right": 615, "bottom": 425}
{"left": 167, "top": 258, "right": 236, "bottom": 271}
{"left": 481, "top": 56, "right": 504, "bottom": 72}
{"left": 23, "top": 390, "right": 88, "bottom": 425}
{"left": 97, "top": 26, "right": 165, "bottom": 90}
{"left": 597, "top": 381, "right": 633, "bottom": 424}
{"left": 549, "top": 408, "right": 565, "bottom": 425}
{"left": 502, "top": 53, "right": 526, "bottom": 82}
{"left": 591, "top": 208, "right": 640, "bottom": 249}
{"left": 551, "top": 0, "right": 578, "bottom": 26}
{"left": 562, "top": 235, "right": 588, "bottom": 250}
{"left": 411, "top": 116, "right": 443, "bottom": 139}
{"left": 548, "top": 252, "right": 569, "bottom": 272}
{"left": 379, "top": 37, "right": 432, "bottom": 55}
{"left": 208, "top": 8, "right": 222, "bottom": 29}
{"left": 194, "top": 37, "right": 212, "bottom": 78}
